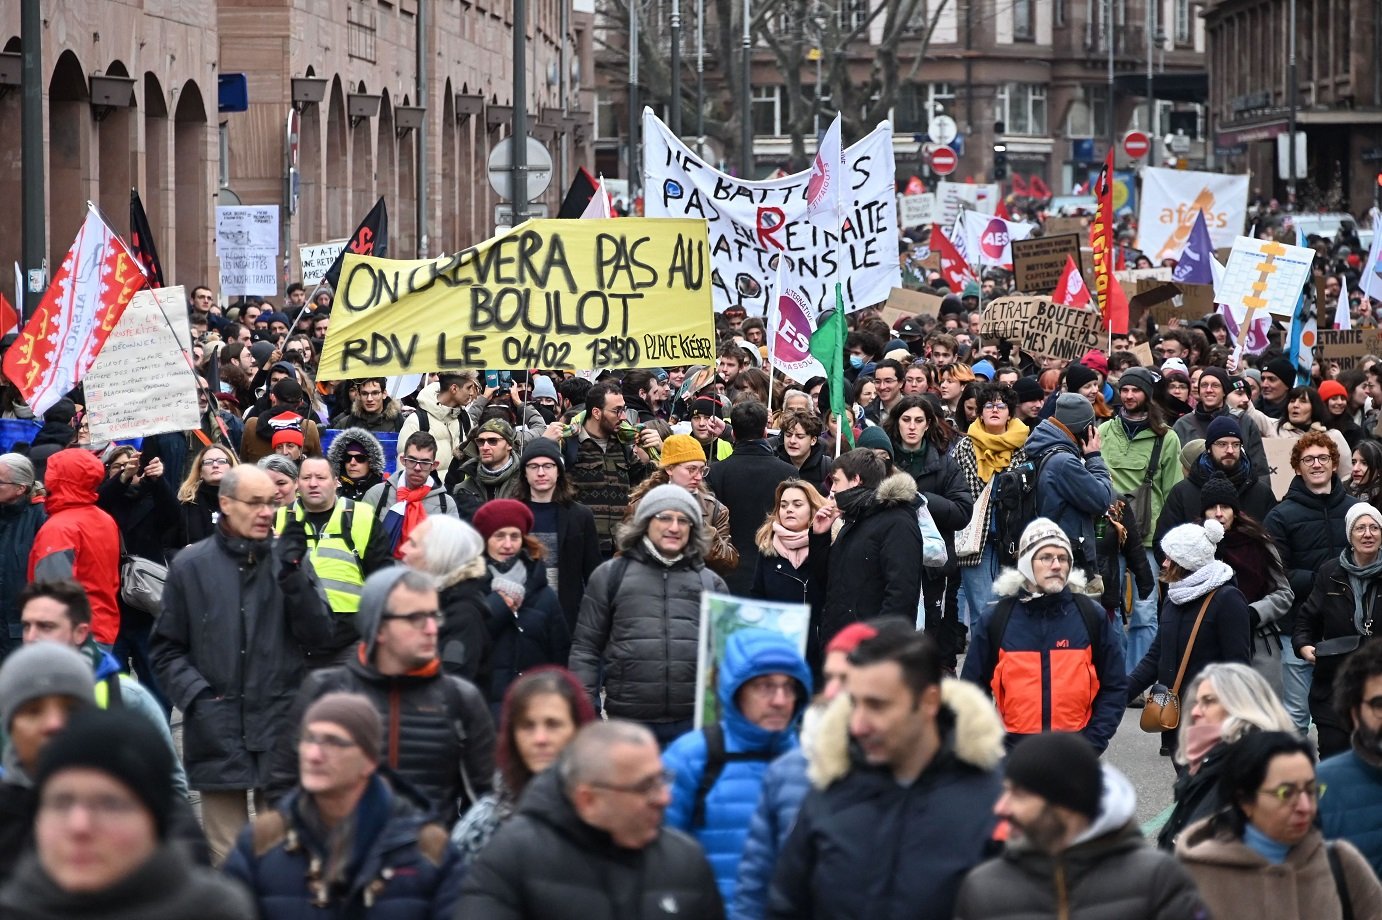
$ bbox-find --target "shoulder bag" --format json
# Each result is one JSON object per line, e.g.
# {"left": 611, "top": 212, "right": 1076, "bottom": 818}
{"left": 1140, "top": 589, "right": 1216, "bottom": 733}
{"left": 1129, "top": 434, "right": 1165, "bottom": 531}
{"left": 118, "top": 535, "right": 168, "bottom": 617}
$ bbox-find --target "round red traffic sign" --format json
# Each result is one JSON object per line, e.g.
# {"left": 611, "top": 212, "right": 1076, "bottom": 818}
{"left": 1123, "top": 130, "right": 1151, "bottom": 159}
{"left": 930, "top": 146, "right": 958, "bottom": 176}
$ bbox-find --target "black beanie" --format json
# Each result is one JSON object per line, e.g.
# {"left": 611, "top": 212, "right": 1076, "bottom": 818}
{"left": 1264, "top": 356, "right": 1296, "bottom": 387}
{"left": 1013, "top": 376, "right": 1044, "bottom": 403}
{"left": 520, "top": 437, "right": 564, "bottom": 470}
{"left": 1004, "top": 732, "right": 1103, "bottom": 822}
{"left": 1199, "top": 472, "right": 1241, "bottom": 514}
{"left": 1063, "top": 363, "right": 1100, "bottom": 394}
{"left": 36, "top": 707, "right": 175, "bottom": 838}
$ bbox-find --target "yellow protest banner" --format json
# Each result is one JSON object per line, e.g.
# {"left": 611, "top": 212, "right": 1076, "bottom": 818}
{"left": 318, "top": 219, "right": 716, "bottom": 378}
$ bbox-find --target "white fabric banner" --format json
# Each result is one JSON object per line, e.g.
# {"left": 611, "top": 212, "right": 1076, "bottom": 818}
{"left": 643, "top": 109, "right": 900, "bottom": 315}
{"left": 964, "top": 216, "right": 1036, "bottom": 269}
{"left": 1136, "top": 167, "right": 1249, "bottom": 263}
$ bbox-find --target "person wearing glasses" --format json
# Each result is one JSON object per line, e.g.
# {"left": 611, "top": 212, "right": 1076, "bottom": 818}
{"left": 962, "top": 518, "right": 1128, "bottom": 755}
{"left": 226, "top": 692, "right": 465, "bottom": 918}
{"left": 570, "top": 484, "right": 728, "bottom": 747}
{"left": 363, "top": 431, "right": 459, "bottom": 558}
{"left": 625, "top": 434, "right": 738, "bottom": 578}
{"left": 1294, "top": 502, "right": 1382, "bottom": 759}
{"left": 1176, "top": 731, "right": 1382, "bottom": 919}
{"left": 1318, "top": 641, "right": 1382, "bottom": 876}
{"left": 174, "top": 444, "right": 240, "bottom": 548}
{"left": 397, "top": 371, "right": 479, "bottom": 477}
{"left": 152, "top": 463, "right": 332, "bottom": 863}
{"left": 451, "top": 418, "right": 525, "bottom": 520}
{"left": 458, "top": 720, "right": 723, "bottom": 920}
{"left": 325, "top": 427, "right": 387, "bottom": 501}
{"left": 661, "top": 629, "right": 811, "bottom": 904}
{"left": 267, "top": 568, "right": 494, "bottom": 831}
{"left": 330, "top": 375, "right": 406, "bottom": 434}
{"left": 1266, "top": 432, "right": 1361, "bottom": 737}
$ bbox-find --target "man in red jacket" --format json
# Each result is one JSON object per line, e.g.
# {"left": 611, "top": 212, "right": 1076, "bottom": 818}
{"left": 28, "top": 449, "right": 121, "bottom": 649}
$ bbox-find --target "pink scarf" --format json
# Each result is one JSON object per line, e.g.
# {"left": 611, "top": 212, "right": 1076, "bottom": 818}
{"left": 772, "top": 522, "right": 811, "bottom": 569}
{"left": 1185, "top": 721, "right": 1224, "bottom": 774}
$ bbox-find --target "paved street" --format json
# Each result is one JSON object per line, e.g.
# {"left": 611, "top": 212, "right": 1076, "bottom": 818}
{"left": 1105, "top": 707, "right": 1178, "bottom": 832}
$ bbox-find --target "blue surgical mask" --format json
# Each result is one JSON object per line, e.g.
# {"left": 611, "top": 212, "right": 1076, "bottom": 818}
{"left": 849, "top": 355, "right": 864, "bottom": 369}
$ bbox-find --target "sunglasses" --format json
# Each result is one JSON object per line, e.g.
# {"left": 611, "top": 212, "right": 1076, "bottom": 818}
{"left": 344, "top": 453, "right": 368, "bottom": 463}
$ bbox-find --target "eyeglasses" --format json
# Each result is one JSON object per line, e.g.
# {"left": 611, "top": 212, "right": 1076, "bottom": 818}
{"left": 381, "top": 610, "right": 443, "bottom": 628}
{"left": 359, "top": 390, "right": 384, "bottom": 399}
{"left": 39, "top": 792, "right": 143, "bottom": 823}
{"left": 299, "top": 730, "right": 358, "bottom": 751}
{"left": 589, "top": 769, "right": 676, "bottom": 799}
{"left": 1257, "top": 782, "right": 1326, "bottom": 803}
{"left": 652, "top": 512, "right": 693, "bottom": 527}
{"left": 744, "top": 677, "right": 798, "bottom": 700}
{"left": 1363, "top": 695, "right": 1382, "bottom": 717}
{"left": 1354, "top": 524, "right": 1382, "bottom": 535}
{"left": 982, "top": 401, "right": 1009, "bottom": 410}
{"left": 399, "top": 456, "right": 436, "bottom": 469}
{"left": 676, "top": 464, "right": 706, "bottom": 478}
{"left": 526, "top": 462, "right": 559, "bottom": 473}
{"left": 201, "top": 457, "right": 231, "bottom": 468}
{"left": 1299, "top": 455, "right": 1334, "bottom": 467}
{"left": 1033, "top": 553, "right": 1071, "bottom": 566}
{"left": 226, "top": 495, "right": 281, "bottom": 511}
{"left": 1210, "top": 439, "right": 1242, "bottom": 451}
{"left": 475, "top": 437, "right": 508, "bottom": 447}
{"left": 0, "top": 481, "right": 18, "bottom": 488}
{"left": 344, "top": 453, "right": 369, "bottom": 464}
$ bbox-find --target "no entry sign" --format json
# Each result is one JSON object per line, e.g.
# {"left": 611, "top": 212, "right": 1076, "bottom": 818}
{"left": 1123, "top": 131, "right": 1151, "bottom": 159}
{"left": 930, "top": 146, "right": 958, "bottom": 176}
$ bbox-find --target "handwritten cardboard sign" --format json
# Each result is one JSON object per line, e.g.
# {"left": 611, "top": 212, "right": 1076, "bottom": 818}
{"left": 880, "top": 287, "right": 943, "bottom": 330}
{"left": 299, "top": 239, "right": 348, "bottom": 288}
{"left": 1013, "top": 234, "right": 1083, "bottom": 295}
{"left": 980, "top": 295, "right": 1102, "bottom": 361}
{"left": 216, "top": 205, "right": 279, "bottom": 297}
{"left": 1317, "top": 328, "right": 1382, "bottom": 370}
{"left": 319, "top": 219, "right": 716, "bottom": 378}
{"left": 84, "top": 286, "right": 201, "bottom": 440}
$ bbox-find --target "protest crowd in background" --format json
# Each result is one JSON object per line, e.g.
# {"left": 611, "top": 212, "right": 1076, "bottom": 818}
{"left": 8, "top": 132, "right": 1382, "bottom": 920}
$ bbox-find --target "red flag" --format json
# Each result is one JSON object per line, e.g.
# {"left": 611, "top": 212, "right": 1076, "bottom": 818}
{"left": 995, "top": 197, "right": 1012, "bottom": 221}
{"left": 1029, "top": 176, "right": 1052, "bottom": 199}
{"left": 932, "top": 223, "right": 978, "bottom": 294}
{"left": 2, "top": 206, "right": 146, "bottom": 415}
{"left": 0, "top": 292, "right": 18, "bottom": 337}
{"left": 1051, "top": 254, "right": 1091, "bottom": 308}
{"left": 1090, "top": 151, "right": 1129, "bottom": 334}
{"left": 905, "top": 175, "right": 925, "bottom": 195}
{"left": 1011, "top": 174, "right": 1030, "bottom": 197}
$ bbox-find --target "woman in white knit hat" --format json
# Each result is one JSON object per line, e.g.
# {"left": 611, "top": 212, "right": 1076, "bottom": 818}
{"left": 1128, "top": 517, "right": 1254, "bottom": 764}
{"left": 1295, "top": 501, "right": 1382, "bottom": 758}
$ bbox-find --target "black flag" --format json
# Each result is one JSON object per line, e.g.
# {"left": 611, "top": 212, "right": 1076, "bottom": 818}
{"left": 129, "top": 188, "right": 165, "bottom": 288}
{"left": 557, "top": 167, "right": 600, "bottom": 219}
{"left": 319, "top": 197, "right": 389, "bottom": 292}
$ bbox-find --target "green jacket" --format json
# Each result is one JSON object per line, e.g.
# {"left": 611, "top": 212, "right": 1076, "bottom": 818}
{"left": 1097, "top": 417, "right": 1183, "bottom": 547}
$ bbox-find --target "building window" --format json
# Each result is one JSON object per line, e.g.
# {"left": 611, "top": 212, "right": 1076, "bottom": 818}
{"left": 594, "top": 87, "right": 618, "bottom": 140}
{"left": 840, "top": 0, "right": 868, "bottom": 32}
{"left": 347, "top": 3, "right": 378, "bottom": 63}
{"left": 1175, "top": 0, "right": 1191, "bottom": 45}
{"left": 752, "top": 85, "right": 784, "bottom": 137}
{"left": 1088, "top": 85, "right": 1111, "bottom": 139}
{"left": 997, "top": 83, "right": 1047, "bottom": 134}
{"left": 894, "top": 84, "right": 928, "bottom": 132}
{"left": 1013, "top": 0, "right": 1034, "bottom": 39}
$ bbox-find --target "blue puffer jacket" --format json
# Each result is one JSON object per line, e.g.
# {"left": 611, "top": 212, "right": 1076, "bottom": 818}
{"left": 1022, "top": 420, "right": 1115, "bottom": 569}
{"left": 1317, "top": 748, "right": 1382, "bottom": 878}
{"left": 224, "top": 773, "right": 465, "bottom": 920}
{"left": 663, "top": 629, "right": 813, "bottom": 903}
{"left": 731, "top": 745, "right": 812, "bottom": 920}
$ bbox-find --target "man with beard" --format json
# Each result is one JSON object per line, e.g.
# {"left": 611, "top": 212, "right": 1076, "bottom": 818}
{"left": 1156, "top": 416, "right": 1277, "bottom": 554}
{"left": 1257, "top": 356, "right": 1296, "bottom": 420}
{"left": 1173, "top": 367, "right": 1270, "bottom": 482}
{"left": 451, "top": 418, "right": 525, "bottom": 519}
{"left": 1317, "top": 641, "right": 1382, "bottom": 876}
{"left": 563, "top": 382, "right": 659, "bottom": 557}
{"left": 954, "top": 733, "right": 1205, "bottom": 919}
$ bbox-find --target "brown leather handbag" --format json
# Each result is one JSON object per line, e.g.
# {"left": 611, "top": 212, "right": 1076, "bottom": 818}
{"left": 1140, "top": 589, "right": 1217, "bottom": 733}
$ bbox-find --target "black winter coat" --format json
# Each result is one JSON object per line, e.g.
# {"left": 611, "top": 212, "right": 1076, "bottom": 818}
{"left": 98, "top": 472, "right": 178, "bottom": 564}
{"left": 815, "top": 473, "right": 925, "bottom": 646}
{"left": 481, "top": 556, "right": 572, "bottom": 709}
{"left": 266, "top": 653, "right": 495, "bottom": 825}
{"left": 706, "top": 440, "right": 800, "bottom": 595}
{"left": 569, "top": 544, "right": 727, "bottom": 723}
{"left": 526, "top": 499, "right": 602, "bottom": 629}
{"left": 1172, "top": 407, "right": 1271, "bottom": 482}
{"left": 1294, "top": 557, "right": 1382, "bottom": 737}
{"left": 1155, "top": 453, "right": 1277, "bottom": 559}
{"left": 1265, "top": 476, "right": 1358, "bottom": 634}
{"left": 1096, "top": 498, "right": 1155, "bottom": 612}
{"left": 176, "top": 482, "right": 221, "bottom": 550}
{"left": 1128, "top": 582, "right": 1253, "bottom": 701}
{"left": 771, "top": 439, "right": 831, "bottom": 494}
{"left": 438, "top": 577, "right": 492, "bottom": 687}
{"left": 896, "top": 441, "right": 973, "bottom": 577}
{"left": 0, "top": 498, "right": 44, "bottom": 654}
{"left": 457, "top": 768, "right": 724, "bottom": 920}
{"left": 1157, "top": 745, "right": 1229, "bottom": 851}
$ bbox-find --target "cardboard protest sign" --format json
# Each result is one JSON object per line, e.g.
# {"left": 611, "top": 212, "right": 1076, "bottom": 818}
{"left": 898, "top": 193, "right": 936, "bottom": 228}
{"left": 1013, "top": 234, "right": 1083, "bottom": 295}
{"left": 1130, "top": 279, "right": 1217, "bottom": 326}
{"left": 1136, "top": 167, "right": 1249, "bottom": 263}
{"left": 980, "top": 295, "right": 1102, "bottom": 361}
{"left": 318, "top": 219, "right": 716, "bottom": 379}
{"left": 1044, "top": 216, "right": 1088, "bottom": 237}
{"left": 1131, "top": 341, "right": 1154, "bottom": 366}
{"left": 84, "top": 286, "right": 201, "bottom": 440}
{"left": 694, "top": 592, "right": 810, "bottom": 729}
{"left": 880, "top": 287, "right": 943, "bottom": 330}
{"left": 1262, "top": 438, "right": 1296, "bottom": 500}
{"left": 216, "top": 205, "right": 279, "bottom": 296}
{"left": 299, "top": 239, "right": 348, "bottom": 287}
{"left": 1317, "top": 328, "right": 1382, "bottom": 371}
{"left": 643, "top": 110, "right": 900, "bottom": 315}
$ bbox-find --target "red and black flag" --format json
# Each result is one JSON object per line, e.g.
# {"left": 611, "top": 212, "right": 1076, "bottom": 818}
{"left": 557, "top": 166, "right": 600, "bottom": 219}
{"left": 129, "top": 188, "right": 165, "bottom": 288}
{"left": 319, "top": 197, "right": 389, "bottom": 292}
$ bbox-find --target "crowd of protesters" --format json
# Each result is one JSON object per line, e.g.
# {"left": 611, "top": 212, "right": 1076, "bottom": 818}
{"left": 2, "top": 206, "right": 1382, "bottom": 919}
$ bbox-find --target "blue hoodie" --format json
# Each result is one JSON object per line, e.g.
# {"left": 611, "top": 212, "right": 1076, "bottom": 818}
{"left": 662, "top": 629, "right": 813, "bottom": 903}
{"left": 1021, "top": 419, "right": 1115, "bottom": 568}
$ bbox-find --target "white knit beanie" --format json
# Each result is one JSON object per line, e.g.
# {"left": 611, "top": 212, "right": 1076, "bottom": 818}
{"left": 1016, "top": 518, "right": 1074, "bottom": 586}
{"left": 1161, "top": 518, "right": 1225, "bottom": 572}
{"left": 1346, "top": 503, "right": 1382, "bottom": 536}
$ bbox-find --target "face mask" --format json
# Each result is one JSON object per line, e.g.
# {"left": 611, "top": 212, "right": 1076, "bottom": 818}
{"left": 849, "top": 355, "right": 864, "bottom": 369}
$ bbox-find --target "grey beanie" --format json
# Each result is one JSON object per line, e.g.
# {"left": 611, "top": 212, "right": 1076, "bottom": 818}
{"left": 0, "top": 643, "right": 95, "bottom": 730}
{"left": 632, "top": 484, "right": 703, "bottom": 531}
{"left": 1052, "top": 393, "right": 1096, "bottom": 434}
{"left": 356, "top": 567, "right": 418, "bottom": 661}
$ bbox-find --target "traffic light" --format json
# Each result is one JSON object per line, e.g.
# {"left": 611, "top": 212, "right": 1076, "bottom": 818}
{"left": 993, "top": 142, "right": 1008, "bottom": 180}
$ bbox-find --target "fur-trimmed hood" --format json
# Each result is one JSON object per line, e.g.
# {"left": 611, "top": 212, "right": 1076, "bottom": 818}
{"left": 992, "top": 566, "right": 1088, "bottom": 599}
{"left": 875, "top": 471, "right": 919, "bottom": 507}
{"left": 326, "top": 426, "right": 387, "bottom": 472}
{"left": 806, "top": 678, "right": 1005, "bottom": 790}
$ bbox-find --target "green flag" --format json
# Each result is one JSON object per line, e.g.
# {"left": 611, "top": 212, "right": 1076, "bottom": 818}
{"left": 808, "top": 283, "right": 854, "bottom": 450}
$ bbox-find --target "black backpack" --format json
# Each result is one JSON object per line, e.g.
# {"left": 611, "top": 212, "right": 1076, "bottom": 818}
{"left": 989, "top": 452, "right": 1054, "bottom": 567}
{"left": 691, "top": 721, "right": 776, "bottom": 829}
{"left": 982, "top": 593, "right": 1106, "bottom": 681}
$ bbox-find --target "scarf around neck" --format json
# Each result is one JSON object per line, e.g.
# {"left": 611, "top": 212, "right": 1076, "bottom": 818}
{"left": 476, "top": 453, "right": 517, "bottom": 486}
{"left": 393, "top": 481, "right": 433, "bottom": 559}
{"left": 1167, "top": 559, "right": 1234, "bottom": 605}
{"left": 641, "top": 535, "right": 685, "bottom": 567}
{"left": 966, "top": 419, "right": 1029, "bottom": 482}
{"left": 1339, "top": 547, "right": 1382, "bottom": 635}
{"left": 772, "top": 521, "right": 811, "bottom": 568}
{"left": 1184, "top": 721, "right": 1223, "bottom": 773}
{"left": 833, "top": 485, "right": 873, "bottom": 521}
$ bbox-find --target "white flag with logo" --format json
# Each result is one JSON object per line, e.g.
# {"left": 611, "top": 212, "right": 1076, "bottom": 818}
{"left": 965, "top": 216, "right": 1036, "bottom": 270}
{"left": 806, "top": 115, "right": 845, "bottom": 231}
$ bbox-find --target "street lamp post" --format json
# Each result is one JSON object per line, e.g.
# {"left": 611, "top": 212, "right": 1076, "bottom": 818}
{"left": 629, "top": 0, "right": 640, "bottom": 195}
{"left": 1287, "top": 0, "right": 1297, "bottom": 206}
{"left": 741, "top": 0, "right": 752, "bottom": 177}
{"left": 20, "top": 0, "right": 44, "bottom": 316}
{"left": 1145, "top": 0, "right": 1155, "bottom": 138}
{"left": 513, "top": 0, "right": 528, "bottom": 224}
{"left": 696, "top": 0, "right": 705, "bottom": 152}
{"left": 670, "top": 0, "right": 682, "bottom": 136}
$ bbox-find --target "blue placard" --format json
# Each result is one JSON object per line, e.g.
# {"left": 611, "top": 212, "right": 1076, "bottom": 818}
{"left": 218, "top": 74, "right": 249, "bottom": 114}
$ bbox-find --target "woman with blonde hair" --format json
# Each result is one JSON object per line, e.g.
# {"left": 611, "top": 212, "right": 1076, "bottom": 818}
{"left": 1157, "top": 663, "right": 1295, "bottom": 850}
{"left": 751, "top": 478, "right": 829, "bottom": 672}
{"left": 174, "top": 443, "right": 240, "bottom": 548}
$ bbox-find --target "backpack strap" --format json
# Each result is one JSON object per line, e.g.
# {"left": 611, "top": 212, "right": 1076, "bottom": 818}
{"left": 983, "top": 596, "right": 1019, "bottom": 682}
{"left": 439, "top": 678, "right": 479, "bottom": 815}
{"left": 336, "top": 499, "right": 360, "bottom": 561}
{"left": 1071, "top": 594, "right": 1107, "bottom": 649}
{"left": 1142, "top": 434, "right": 1165, "bottom": 486}
{"left": 1328, "top": 841, "right": 1355, "bottom": 920}
{"left": 691, "top": 721, "right": 775, "bottom": 829}
{"left": 416, "top": 409, "right": 430, "bottom": 433}
{"left": 604, "top": 556, "right": 631, "bottom": 612}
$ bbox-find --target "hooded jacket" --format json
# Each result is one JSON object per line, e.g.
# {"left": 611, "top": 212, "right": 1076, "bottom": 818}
{"left": 362, "top": 470, "right": 458, "bottom": 554}
{"left": 1173, "top": 404, "right": 1270, "bottom": 482}
{"left": 663, "top": 630, "right": 812, "bottom": 902}
{"left": 330, "top": 394, "right": 406, "bottom": 433}
{"left": 455, "top": 767, "right": 725, "bottom": 920}
{"left": 706, "top": 440, "right": 800, "bottom": 595}
{"left": 1022, "top": 420, "right": 1115, "bottom": 570}
{"left": 961, "top": 569, "right": 1128, "bottom": 753}
{"left": 954, "top": 765, "right": 1206, "bottom": 920}
{"left": 1155, "top": 452, "right": 1279, "bottom": 559}
{"left": 0, "top": 495, "right": 44, "bottom": 650}
{"left": 895, "top": 439, "right": 974, "bottom": 577}
{"left": 326, "top": 426, "right": 388, "bottom": 502}
{"left": 28, "top": 450, "right": 122, "bottom": 645}
{"left": 26, "top": 419, "right": 77, "bottom": 483}
{"left": 766, "top": 679, "right": 1006, "bottom": 920}
{"left": 397, "top": 382, "right": 472, "bottom": 476}
{"left": 1264, "top": 475, "right": 1358, "bottom": 635}
{"left": 815, "top": 472, "right": 925, "bottom": 647}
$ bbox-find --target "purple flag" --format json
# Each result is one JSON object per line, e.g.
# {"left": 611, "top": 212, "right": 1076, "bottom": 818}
{"left": 1172, "top": 210, "right": 1215, "bottom": 284}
